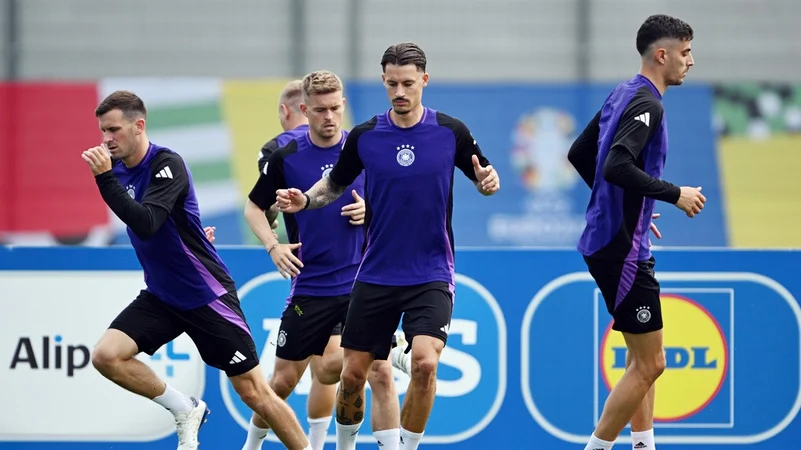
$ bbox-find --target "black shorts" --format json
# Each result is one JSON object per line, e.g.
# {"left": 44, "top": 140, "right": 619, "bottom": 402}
{"left": 275, "top": 294, "right": 350, "bottom": 361}
{"left": 109, "top": 290, "right": 259, "bottom": 377}
{"left": 342, "top": 281, "right": 453, "bottom": 361}
{"left": 584, "top": 255, "right": 663, "bottom": 334}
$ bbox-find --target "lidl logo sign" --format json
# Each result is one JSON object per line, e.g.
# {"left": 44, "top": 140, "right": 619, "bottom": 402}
{"left": 599, "top": 291, "right": 732, "bottom": 425}
{"left": 522, "top": 270, "right": 801, "bottom": 446}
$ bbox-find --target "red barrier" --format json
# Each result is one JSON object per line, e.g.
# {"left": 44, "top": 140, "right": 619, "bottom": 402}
{"left": 0, "top": 83, "right": 109, "bottom": 241}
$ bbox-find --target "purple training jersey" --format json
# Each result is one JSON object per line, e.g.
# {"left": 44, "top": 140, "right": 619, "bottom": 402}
{"left": 578, "top": 75, "right": 671, "bottom": 262}
{"left": 329, "top": 108, "right": 490, "bottom": 287}
{"left": 111, "top": 143, "right": 236, "bottom": 309}
{"left": 249, "top": 131, "right": 366, "bottom": 298}
{"left": 258, "top": 124, "right": 310, "bottom": 175}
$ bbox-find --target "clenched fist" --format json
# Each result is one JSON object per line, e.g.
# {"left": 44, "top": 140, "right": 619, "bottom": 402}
{"left": 82, "top": 145, "right": 113, "bottom": 176}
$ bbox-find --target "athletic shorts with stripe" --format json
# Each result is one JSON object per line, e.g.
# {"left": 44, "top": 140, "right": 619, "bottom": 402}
{"left": 584, "top": 255, "right": 663, "bottom": 334}
{"left": 275, "top": 294, "right": 350, "bottom": 361}
{"left": 342, "top": 281, "right": 453, "bottom": 361}
{"left": 274, "top": 294, "right": 397, "bottom": 360}
{"left": 109, "top": 290, "right": 259, "bottom": 377}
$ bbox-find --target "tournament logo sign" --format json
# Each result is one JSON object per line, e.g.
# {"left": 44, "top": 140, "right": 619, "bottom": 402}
{"left": 487, "top": 107, "right": 587, "bottom": 246}
{"left": 599, "top": 292, "right": 731, "bottom": 425}
{"left": 220, "top": 272, "right": 507, "bottom": 444}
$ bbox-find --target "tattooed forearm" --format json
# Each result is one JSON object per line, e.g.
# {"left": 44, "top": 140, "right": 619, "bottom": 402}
{"left": 306, "top": 176, "right": 347, "bottom": 210}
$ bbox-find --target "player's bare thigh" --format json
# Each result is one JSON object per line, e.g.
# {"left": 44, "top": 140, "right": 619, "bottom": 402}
{"left": 310, "top": 334, "right": 343, "bottom": 385}
{"left": 368, "top": 355, "right": 396, "bottom": 389}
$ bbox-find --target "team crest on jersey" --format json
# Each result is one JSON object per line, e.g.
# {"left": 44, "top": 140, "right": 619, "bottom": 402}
{"left": 396, "top": 144, "right": 415, "bottom": 167}
{"left": 125, "top": 184, "right": 136, "bottom": 199}
{"left": 320, "top": 163, "right": 334, "bottom": 178}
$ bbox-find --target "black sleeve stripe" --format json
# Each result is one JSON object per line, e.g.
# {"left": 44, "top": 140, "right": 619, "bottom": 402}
{"left": 258, "top": 138, "right": 280, "bottom": 174}
{"left": 248, "top": 140, "right": 299, "bottom": 211}
{"left": 567, "top": 109, "right": 602, "bottom": 188}
{"left": 436, "top": 111, "right": 489, "bottom": 182}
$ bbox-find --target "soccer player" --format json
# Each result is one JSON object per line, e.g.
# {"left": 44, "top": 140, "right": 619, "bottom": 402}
{"left": 257, "top": 79, "right": 310, "bottom": 176}
{"left": 567, "top": 15, "right": 706, "bottom": 450}
{"left": 243, "top": 70, "right": 409, "bottom": 450}
{"left": 254, "top": 78, "right": 345, "bottom": 449}
{"left": 275, "top": 44, "right": 500, "bottom": 450}
{"left": 82, "top": 90, "right": 312, "bottom": 450}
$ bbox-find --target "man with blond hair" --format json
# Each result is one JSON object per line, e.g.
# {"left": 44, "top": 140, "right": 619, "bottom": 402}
{"left": 242, "top": 70, "right": 407, "bottom": 450}
{"left": 275, "top": 43, "right": 500, "bottom": 450}
{"left": 255, "top": 78, "right": 344, "bottom": 448}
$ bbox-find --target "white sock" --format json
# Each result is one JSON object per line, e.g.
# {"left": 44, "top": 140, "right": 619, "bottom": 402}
{"left": 399, "top": 428, "right": 423, "bottom": 450}
{"left": 631, "top": 429, "right": 655, "bottom": 449}
{"left": 584, "top": 433, "right": 615, "bottom": 450}
{"left": 152, "top": 384, "right": 194, "bottom": 415}
{"left": 240, "top": 418, "right": 269, "bottom": 450}
{"left": 335, "top": 420, "right": 362, "bottom": 450}
{"left": 374, "top": 428, "right": 400, "bottom": 450}
{"left": 308, "top": 416, "right": 332, "bottom": 450}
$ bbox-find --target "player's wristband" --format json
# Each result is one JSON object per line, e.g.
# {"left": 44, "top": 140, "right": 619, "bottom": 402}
{"left": 302, "top": 193, "right": 311, "bottom": 210}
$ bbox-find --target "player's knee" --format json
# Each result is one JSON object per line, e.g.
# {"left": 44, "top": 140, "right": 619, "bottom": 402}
{"left": 268, "top": 371, "right": 298, "bottom": 399}
{"left": 229, "top": 372, "right": 273, "bottom": 410}
{"left": 651, "top": 347, "right": 667, "bottom": 378}
{"left": 367, "top": 362, "right": 395, "bottom": 394}
{"left": 238, "top": 387, "right": 262, "bottom": 408}
{"left": 235, "top": 378, "right": 269, "bottom": 408}
{"left": 410, "top": 354, "right": 438, "bottom": 383}
{"left": 313, "top": 364, "right": 340, "bottom": 385}
{"left": 632, "top": 348, "right": 666, "bottom": 384}
{"left": 91, "top": 345, "right": 122, "bottom": 373}
{"left": 319, "top": 354, "right": 343, "bottom": 383}
{"left": 340, "top": 366, "right": 368, "bottom": 391}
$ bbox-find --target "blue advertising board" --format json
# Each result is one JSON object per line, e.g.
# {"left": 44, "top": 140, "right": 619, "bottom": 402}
{"left": 1, "top": 246, "right": 797, "bottom": 449}
{"left": 345, "top": 82, "right": 725, "bottom": 248}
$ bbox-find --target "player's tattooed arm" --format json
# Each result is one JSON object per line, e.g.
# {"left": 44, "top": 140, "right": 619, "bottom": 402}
{"left": 305, "top": 176, "right": 347, "bottom": 210}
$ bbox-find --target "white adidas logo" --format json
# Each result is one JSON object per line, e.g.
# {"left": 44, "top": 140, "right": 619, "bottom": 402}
{"left": 229, "top": 351, "right": 247, "bottom": 364}
{"left": 634, "top": 112, "right": 650, "bottom": 127}
{"left": 155, "top": 166, "right": 174, "bottom": 180}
